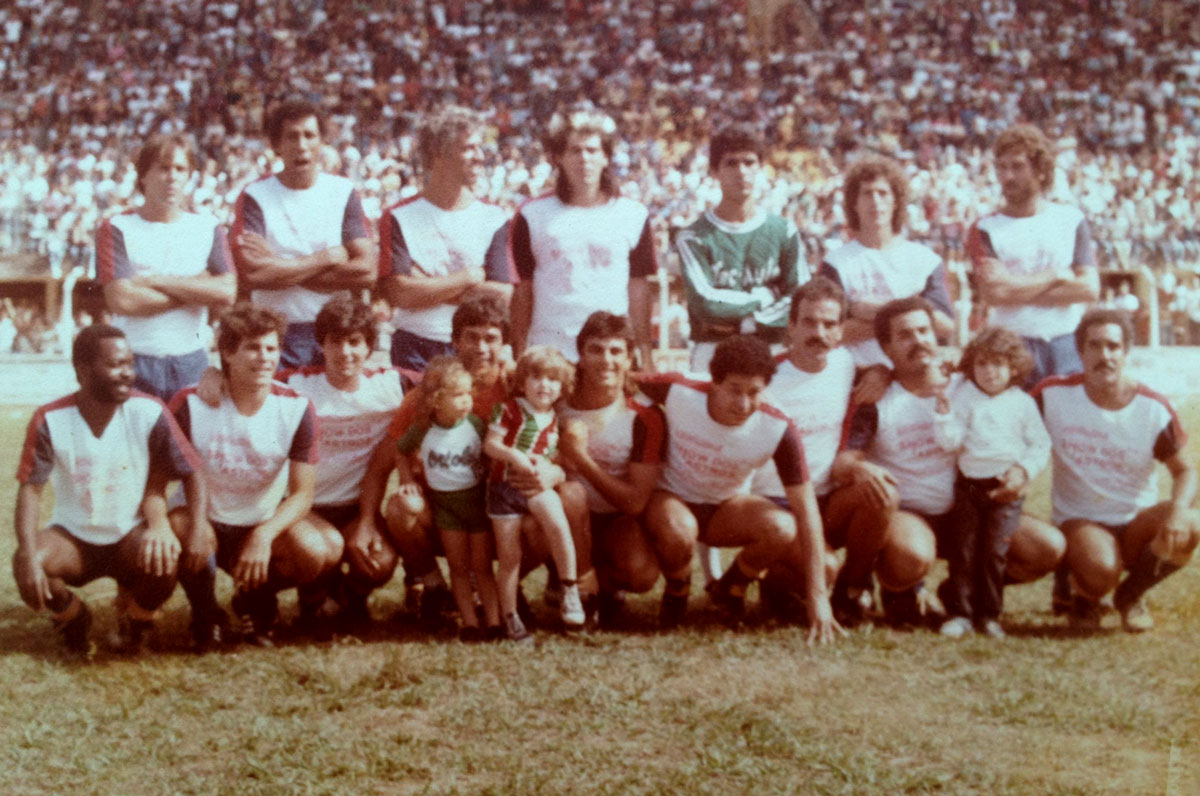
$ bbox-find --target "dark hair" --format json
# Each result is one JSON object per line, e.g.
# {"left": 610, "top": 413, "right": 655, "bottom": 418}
{"left": 72, "top": 323, "right": 126, "bottom": 369}
{"left": 216, "top": 302, "right": 287, "bottom": 372}
{"left": 264, "top": 99, "right": 324, "bottom": 148}
{"left": 788, "top": 276, "right": 846, "bottom": 324}
{"left": 314, "top": 297, "right": 377, "bottom": 350}
{"left": 959, "top": 327, "right": 1033, "bottom": 390}
{"left": 709, "top": 124, "right": 764, "bottom": 173}
{"left": 710, "top": 335, "right": 777, "bottom": 384}
{"left": 874, "top": 296, "right": 936, "bottom": 345}
{"left": 451, "top": 294, "right": 509, "bottom": 343}
{"left": 543, "top": 103, "right": 618, "bottom": 202}
{"left": 134, "top": 134, "right": 195, "bottom": 194}
{"left": 1074, "top": 308, "right": 1134, "bottom": 353}
{"left": 576, "top": 311, "right": 635, "bottom": 358}
{"left": 993, "top": 124, "right": 1055, "bottom": 193}
{"left": 842, "top": 155, "right": 909, "bottom": 234}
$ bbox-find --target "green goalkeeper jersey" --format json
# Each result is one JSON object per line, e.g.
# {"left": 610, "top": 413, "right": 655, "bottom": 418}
{"left": 675, "top": 209, "right": 805, "bottom": 343}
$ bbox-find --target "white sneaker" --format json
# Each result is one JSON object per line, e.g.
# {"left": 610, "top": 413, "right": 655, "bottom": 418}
{"left": 560, "top": 584, "right": 585, "bottom": 630}
{"left": 939, "top": 616, "right": 974, "bottom": 639}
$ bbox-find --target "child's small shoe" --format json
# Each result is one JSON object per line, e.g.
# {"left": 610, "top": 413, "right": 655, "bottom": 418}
{"left": 503, "top": 612, "right": 534, "bottom": 644}
{"left": 560, "top": 584, "right": 585, "bottom": 631}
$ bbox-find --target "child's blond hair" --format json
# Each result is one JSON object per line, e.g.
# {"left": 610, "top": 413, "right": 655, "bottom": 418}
{"left": 514, "top": 346, "right": 575, "bottom": 400}
{"left": 421, "top": 356, "right": 472, "bottom": 423}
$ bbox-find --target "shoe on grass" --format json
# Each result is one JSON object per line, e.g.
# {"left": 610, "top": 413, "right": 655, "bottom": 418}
{"left": 560, "top": 584, "right": 585, "bottom": 631}
{"left": 1067, "top": 595, "right": 1102, "bottom": 631}
{"left": 976, "top": 618, "right": 1006, "bottom": 639}
{"left": 503, "top": 612, "right": 533, "bottom": 644}
{"left": 1118, "top": 598, "right": 1154, "bottom": 633}
{"left": 54, "top": 598, "right": 95, "bottom": 659}
{"left": 938, "top": 616, "right": 974, "bottom": 639}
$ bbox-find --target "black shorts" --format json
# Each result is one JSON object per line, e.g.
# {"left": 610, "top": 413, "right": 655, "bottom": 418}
{"left": 211, "top": 520, "right": 257, "bottom": 573}
{"left": 52, "top": 525, "right": 148, "bottom": 590}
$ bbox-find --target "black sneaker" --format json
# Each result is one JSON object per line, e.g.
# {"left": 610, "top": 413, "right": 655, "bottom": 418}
{"left": 759, "top": 576, "right": 804, "bottom": 625}
{"left": 54, "top": 599, "right": 94, "bottom": 658}
{"left": 189, "top": 610, "right": 230, "bottom": 653}
{"left": 1067, "top": 595, "right": 1102, "bottom": 631}
{"left": 337, "top": 591, "right": 372, "bottom": 634}
{"left": 705, "top": 577, "right": 747, "bottom": 626}
{"left": 659, "top": 590, "right": 689, "bottom": 630}
{"left": 1050, "top": 567, "right": 1072, "bottom": 615}
{"left": 881, "top": 584, "right": 943, "bottom": 629}
{"left": 297, "top": 596, "right": 340, "bottom": 642}
{"left": 457, "top": 625, "right": 488, "bottom": 643}
{"left": 232, "top": 588, "right": 278, "bottom": 647}
{"left": 109, "top": 616, "right": 154, "bottom": 655}
{"left": 419, "top": 584, "right": 451, "bottom": 632}
{"left": 595, "top": 591, "right": 627, "bottom": 630}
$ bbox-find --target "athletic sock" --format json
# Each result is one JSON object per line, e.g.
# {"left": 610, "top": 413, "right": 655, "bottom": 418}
{"left": 721, "top": 556, "right": 761, "bottom": 598}
{"left": 179, "top": 556, "right": 223, "bottom": 621}
{"left": 421, "top": 568, "right": 447, "bottom": 590}
{"left": 664, "top": 576, "right": 691, "bottom": 597}
{"left": 1114, "top": 546, "right": 1183, "bottom": 609}
{"left": 47, "top": 590, "right": 76, "bottom": 618}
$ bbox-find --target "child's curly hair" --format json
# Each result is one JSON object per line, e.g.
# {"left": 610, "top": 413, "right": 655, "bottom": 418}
{"left": 514, "top": 345, "right": 575, "bottom": 401}
{"left": 958, "top": 327, "right": 1034, "bottom": 390}
{"left": 420, "top": 356, "right": 473, "bottom": 423}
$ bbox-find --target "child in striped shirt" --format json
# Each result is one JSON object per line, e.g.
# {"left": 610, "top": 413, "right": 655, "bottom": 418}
{"left": 484, "top": 346, "right": 582, "bottom": 640}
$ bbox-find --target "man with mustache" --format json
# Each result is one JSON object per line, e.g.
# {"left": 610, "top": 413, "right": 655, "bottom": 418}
{"left": 1034, "top": 309, "right": 1199, "bottom": 632}
{"left": 749, "top": 277, "right": 854, "bottom": 617}
{"left": 831, "top": 297, "right": 1064, "bottom": 627}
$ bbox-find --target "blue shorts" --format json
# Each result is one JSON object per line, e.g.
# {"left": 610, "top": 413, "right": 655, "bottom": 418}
{"left": 486, "top": 480, "right": 530, "bottom": 519}
{"left": 390, "top": 328, "right": 455, "bottom": 372}
{"left": 1022, "top": 333, "right": 1082, "bottom": 389}
{"left": 133, "top": 348, "right": 211, "bottom": 403}
{"left": 211, "top": 520, "right": 257, "bottom": 573}
{"left": 281, "top": 322, "right": 323, "bottom": 371}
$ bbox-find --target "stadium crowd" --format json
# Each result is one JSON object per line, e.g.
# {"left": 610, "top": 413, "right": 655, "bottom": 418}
{"left": 2, "top": 0, "right": 1200, "bottom": 290}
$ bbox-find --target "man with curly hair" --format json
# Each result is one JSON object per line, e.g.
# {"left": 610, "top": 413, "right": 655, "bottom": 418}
{"left": 968, "top": 124, "right": 1099, "bottom": 387}
{"left": 819, "top": 154, "right": 954, "bottom": 368}
{"left": 378, "top": 106, "right": 512, "bottom": 371}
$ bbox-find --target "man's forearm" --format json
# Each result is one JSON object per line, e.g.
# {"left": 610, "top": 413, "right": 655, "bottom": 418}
{"left": 15, "top": 483, "right": 42, "bottom": 553}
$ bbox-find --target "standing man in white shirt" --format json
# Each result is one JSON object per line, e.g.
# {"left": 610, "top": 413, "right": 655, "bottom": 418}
{"left": 819, "top": 154, "right": 954, "bottom": 369}
{"left": 1034, "top": 309, "right": 1199, "bottom": 632}
{"left": 508, "top": 103, "right": 656, "bottom": 366}
{"left": 378, "top": 105, "right": 512, "bottom": 371}
{"left": 968, "top": 124, "right": 1099, "bottom": 386}
{"left": 97, "top": 134, "right": 236, "bottom": 401}
{"left": 233, "top": 99, "right": 377, "bottom": 370}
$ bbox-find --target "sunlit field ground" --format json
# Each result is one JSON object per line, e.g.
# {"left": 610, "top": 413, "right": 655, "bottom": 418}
{"left": 0, "top": 397, "right": 1197, "bottom": 796}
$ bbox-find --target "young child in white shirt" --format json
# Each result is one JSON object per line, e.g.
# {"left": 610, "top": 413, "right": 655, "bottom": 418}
{"left": 396, "top": 357, "right": 500, "bottom": 642}
{"left": 933, "top": 327, "right": 1051, "bottom": 639}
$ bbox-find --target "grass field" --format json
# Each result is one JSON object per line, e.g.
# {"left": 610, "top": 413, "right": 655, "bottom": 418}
{"left": 0, "top": 401, "right": 1197, "bottom": 796}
